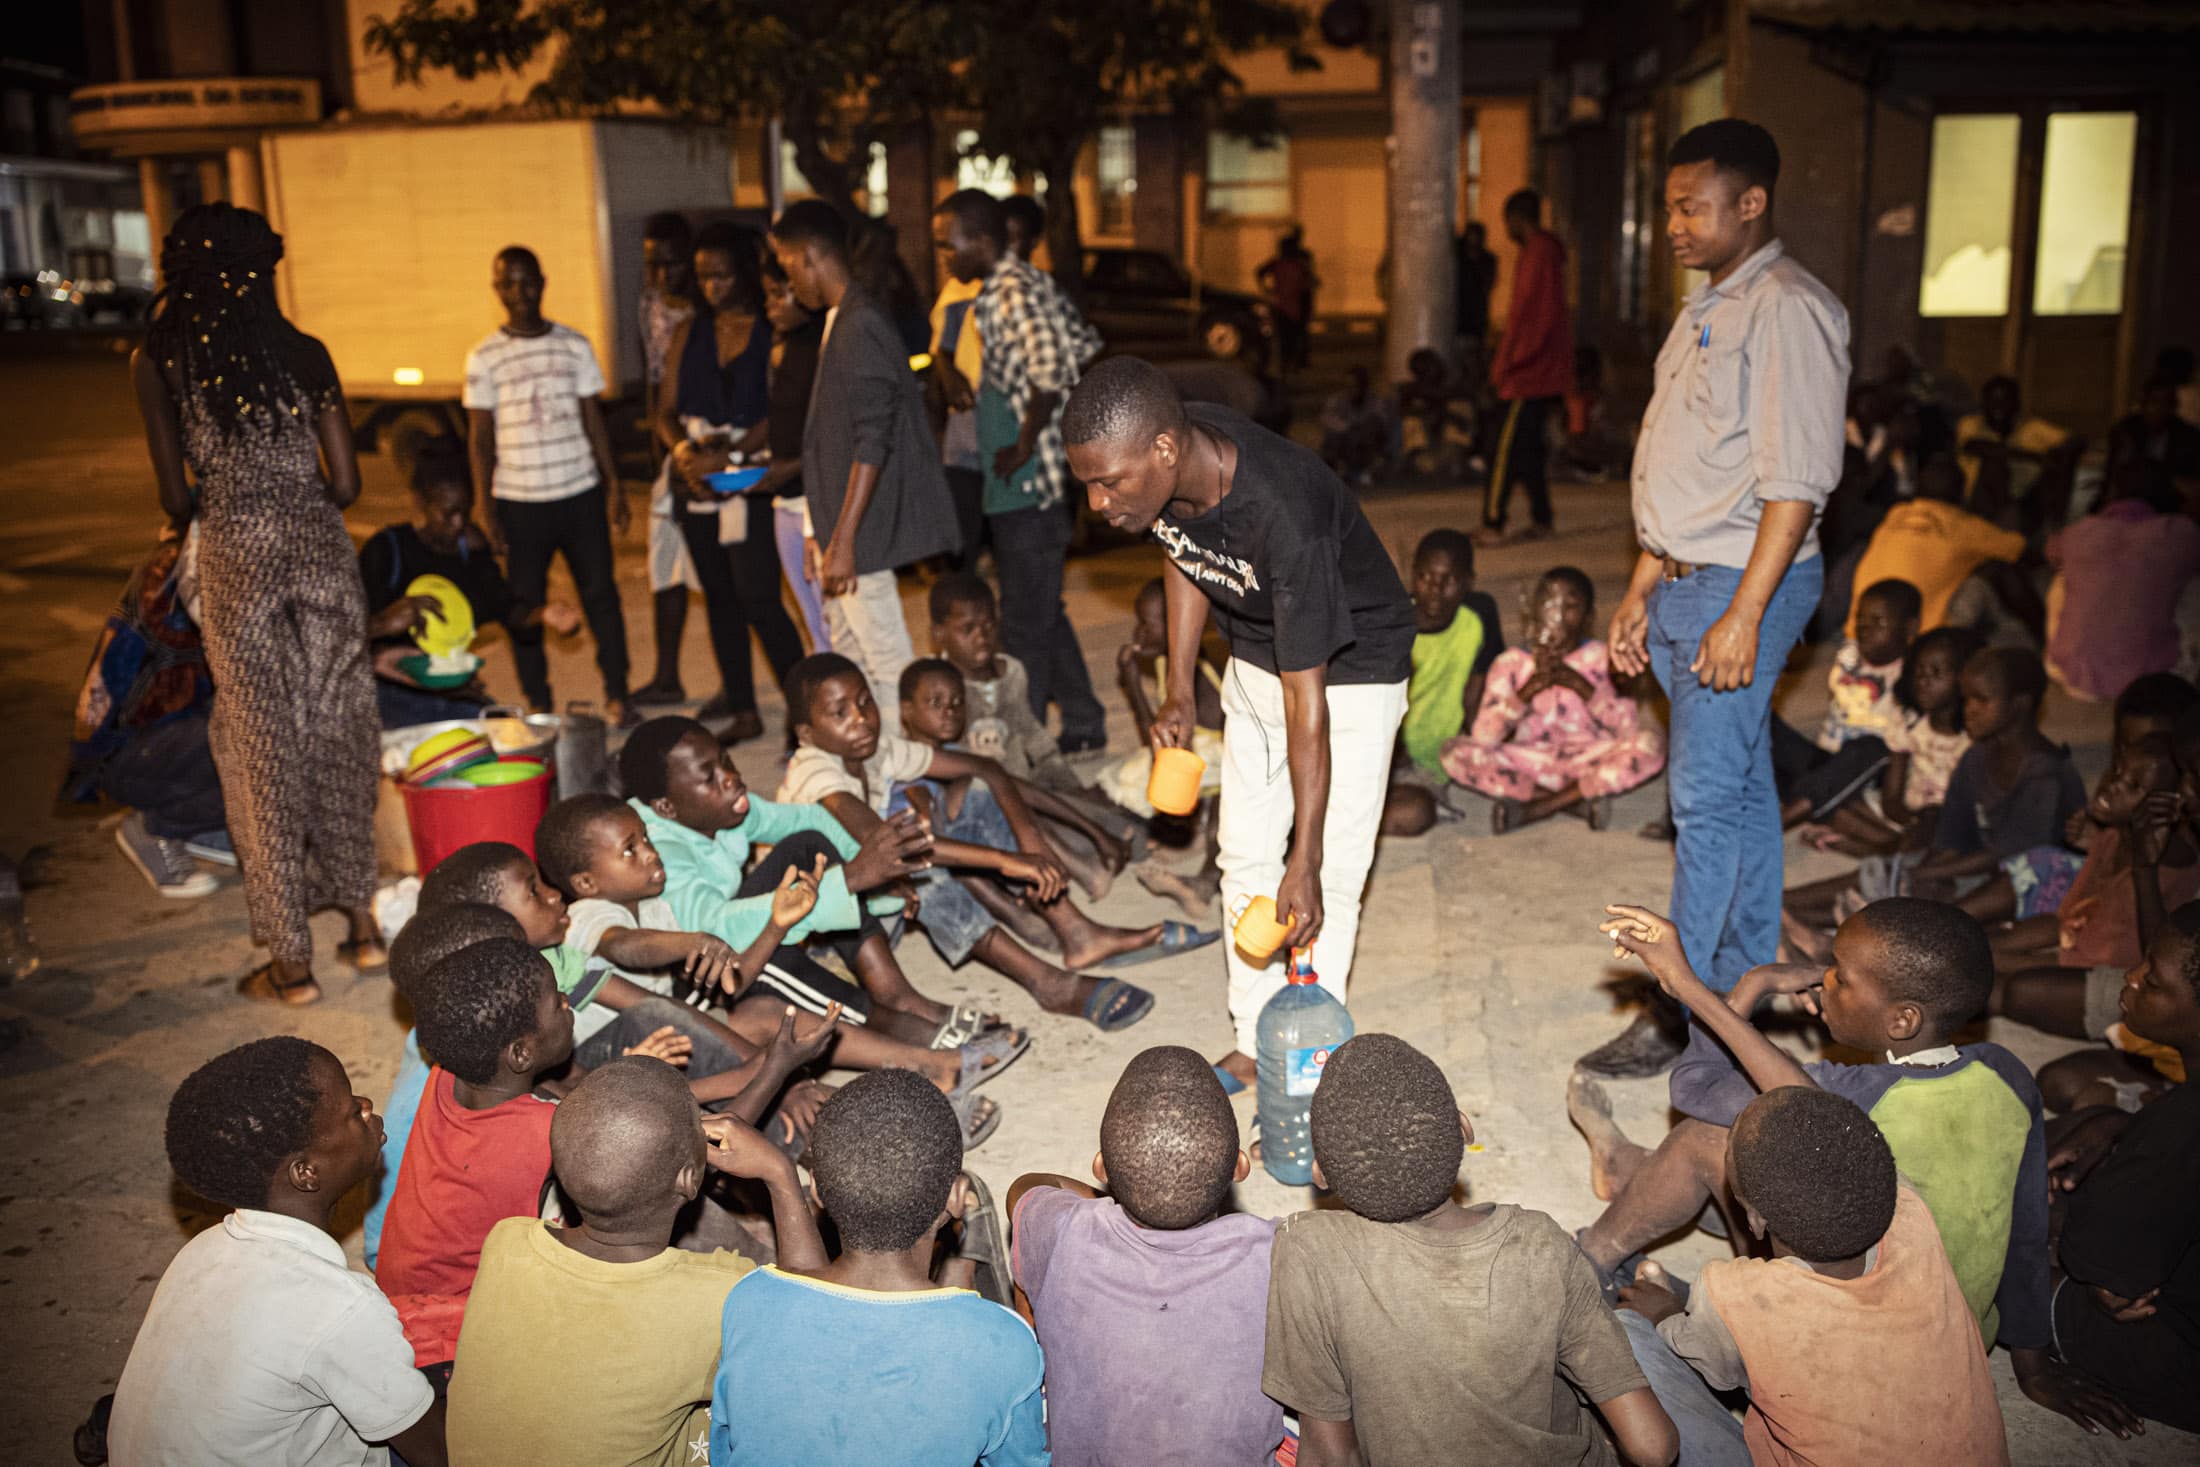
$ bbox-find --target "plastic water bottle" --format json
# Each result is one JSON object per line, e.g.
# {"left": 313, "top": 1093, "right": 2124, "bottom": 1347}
{"left": 1255, "top": 949, "right": 1354, "bottom": 1185}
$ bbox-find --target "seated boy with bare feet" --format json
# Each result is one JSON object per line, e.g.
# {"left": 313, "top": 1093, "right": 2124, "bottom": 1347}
{"left": 1574, "top": 897, "right": 2131, "bottom": 1435}
{"left": 1383, "top": 528, "right": 1503, "bottom": 837}
{"left": 1099, "top": 577, "right": 1227, "bottom": 917}
{"left": 447, "top": 1058, "right": 826, "bottom": 1466}
{"left": 710, "top": 1071, "right": 1045, "bottom": 1465}
{"left": 1267, "top": 1033, "right": 1676, "bottom": 1467}
{"left": 110, "top": 1039, "right": 446, "bottom": 1467}
{"left": 1441, "top": 568, "right": 1664, "bottom": 835}
{"left": 900, "top": 658, "right": 1135, "bottom": 908}
{"left": 618, "top": 714, "right": 982, "bottom": 1044}
{"left": 1614, "top": 1088, "right": 2011, "bottom": 1465}
{"left": 1007, "top": 1045, "right": 1282, "bottom": 1465}
{"left": 780, "top": 653, "right": 1185, "bottom": 1032}
{"left": 929, "top": 572, "right": 1143, "bottom": 847}
{"left": 538, "top": 791, "right": 1021, "bottom": 1149}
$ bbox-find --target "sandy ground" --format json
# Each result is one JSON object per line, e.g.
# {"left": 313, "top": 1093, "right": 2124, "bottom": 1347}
{"left": 0, "top": 343, "right": 2187, "bottom": 1462}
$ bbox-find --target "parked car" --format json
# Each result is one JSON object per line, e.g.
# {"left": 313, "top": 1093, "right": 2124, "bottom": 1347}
{"left": 1081, "top": 248, "right": 1273, "bottom": 365}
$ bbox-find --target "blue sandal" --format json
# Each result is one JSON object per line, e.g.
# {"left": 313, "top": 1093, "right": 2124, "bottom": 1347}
{"left": 1080, "top": 977, "right": 1155, "bottom": 1032}
{"left": 1099, "top": 921, "right": 1220, "bottom": 969}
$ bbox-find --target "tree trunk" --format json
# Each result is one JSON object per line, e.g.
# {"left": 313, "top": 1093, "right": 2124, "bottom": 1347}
{"left": 1043, "top": 138, "right": 1088, "bottom": 299}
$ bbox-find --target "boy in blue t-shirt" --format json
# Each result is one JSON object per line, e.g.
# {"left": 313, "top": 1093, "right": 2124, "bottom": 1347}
{"left": 1578, "top": 895, "right": 2131, "bottom": 1436}
{"left": 710, "top": 1069, "right": 1045, "bottom": 1466}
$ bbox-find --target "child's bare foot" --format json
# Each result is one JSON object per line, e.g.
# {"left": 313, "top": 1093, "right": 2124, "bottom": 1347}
{"left": 1779, "top": 907, "right": 1832, "bottom": 965}
{"left": 1567, "top": 1071, "right": 1646, "bottom": 1202}
{"left": 1058, "top": 919, "right": 1169, "bottom": 972}
{"left": 1135, "top": 860, "right": 1220, "bottom": 920}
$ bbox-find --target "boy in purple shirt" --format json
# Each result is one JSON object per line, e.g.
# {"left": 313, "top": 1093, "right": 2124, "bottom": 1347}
{"left": 1009, "top": 1046, "right": 1284, "bottom": 1466}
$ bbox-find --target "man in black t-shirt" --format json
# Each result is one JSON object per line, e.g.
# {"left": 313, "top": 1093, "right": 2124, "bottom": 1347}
{"left": 1066, "top": 357, "right": 1414, "bottom": 1085}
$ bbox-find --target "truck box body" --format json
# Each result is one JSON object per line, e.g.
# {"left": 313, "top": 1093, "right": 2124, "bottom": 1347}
{"left": 261, "top": 118, "right": 733, "bottom": 407}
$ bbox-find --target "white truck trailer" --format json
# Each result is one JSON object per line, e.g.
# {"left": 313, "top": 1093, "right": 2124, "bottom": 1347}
{"left": 259, "top": 117, "right": 736, "bottom": 445}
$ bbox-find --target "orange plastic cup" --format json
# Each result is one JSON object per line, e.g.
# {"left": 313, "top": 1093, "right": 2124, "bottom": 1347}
{"left": 1231, "top": 894, "right": 1295, "bottom": 964}
{"left": 1147, "top": 746, "right": 1207, "bottom": 817}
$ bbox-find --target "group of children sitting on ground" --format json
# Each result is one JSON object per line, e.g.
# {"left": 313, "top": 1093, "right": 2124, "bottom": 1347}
{"left": 112, "top": 845, "right": 2200, "bottom": 1464}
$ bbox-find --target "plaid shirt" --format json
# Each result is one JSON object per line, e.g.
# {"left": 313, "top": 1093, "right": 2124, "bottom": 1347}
{"left": 973, "top": 254, "right": 1103, "bottom": 510}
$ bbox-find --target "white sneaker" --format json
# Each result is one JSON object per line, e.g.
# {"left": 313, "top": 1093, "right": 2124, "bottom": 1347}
{"left": 116, "top": 815, "right": 219, "bottom": 899}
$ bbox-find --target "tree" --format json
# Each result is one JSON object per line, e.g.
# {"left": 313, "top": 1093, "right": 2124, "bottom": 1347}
{"left": 363, "top": 0, "right": 971, "bottom": 220}
{"left": 363, "top": 0, "right": 1316, "bottom": 292}
{"left": 960, "top": 1, "right": 1315, "bottom": 294}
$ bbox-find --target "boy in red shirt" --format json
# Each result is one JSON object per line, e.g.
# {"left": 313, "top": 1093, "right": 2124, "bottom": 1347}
{"left": 374, "top": 938, "right": 571, "bottom": 1377}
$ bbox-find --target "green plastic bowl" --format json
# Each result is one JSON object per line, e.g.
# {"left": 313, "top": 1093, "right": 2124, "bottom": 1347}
{"left": 395, "top": 652, "right": 481, "bottom": 691}
{"left": 455, "top": 758, "right": 547, "bottom": 787}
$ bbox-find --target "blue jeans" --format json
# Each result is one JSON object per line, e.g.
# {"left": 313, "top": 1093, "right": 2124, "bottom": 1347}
{"left": 1618, "top": 1307, "right": 1750, "bottom": 1467}
{"left": 987, "top": 499, "right": 1106, "bottom": 747}
{"left": 1647, "top": 557, "right": 1821, "bottom": 992}
{"left": 97, "top": 711, "right": 227, "bottom": 840}
{"left": 774, "top": 502, "right": 831, "bottom": 653}
{"left": 888, "top": 779, "right": 1009, "bottom": 966}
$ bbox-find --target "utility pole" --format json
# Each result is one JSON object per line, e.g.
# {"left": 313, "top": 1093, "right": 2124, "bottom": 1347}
{"left": 1385, "top": 0, "right": 1459, "bottom": 382}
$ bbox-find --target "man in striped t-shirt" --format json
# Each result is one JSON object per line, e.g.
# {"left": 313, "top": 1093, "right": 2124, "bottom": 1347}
{"left": 465, "top": 245, "right": 634, "bottom": 722}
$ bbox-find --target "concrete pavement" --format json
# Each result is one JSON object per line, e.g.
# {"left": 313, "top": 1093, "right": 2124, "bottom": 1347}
{"left": 0, "top": 338, "right": 2182, "bottom": 1462}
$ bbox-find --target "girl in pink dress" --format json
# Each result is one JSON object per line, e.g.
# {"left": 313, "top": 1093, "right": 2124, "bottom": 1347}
{"left": 1442, "top": 567, "right": 1665, "bottom": 833}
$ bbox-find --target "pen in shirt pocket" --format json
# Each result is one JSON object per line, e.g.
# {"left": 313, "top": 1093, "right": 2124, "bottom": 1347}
{"left": 1698, "top": 325, "right": 1711, "bottom": 349}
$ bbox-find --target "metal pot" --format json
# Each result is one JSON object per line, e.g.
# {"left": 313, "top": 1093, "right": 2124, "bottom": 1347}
{"left": 480, "top": 705, "right": 562, "bottom": 764}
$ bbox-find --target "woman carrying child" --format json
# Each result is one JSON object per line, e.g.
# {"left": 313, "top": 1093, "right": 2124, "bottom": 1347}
{"left": 658, "top": 223, "right": 807, "bottom": 740}
{"left": 1442, "top": 567, "right": 1664, "bottom": 834}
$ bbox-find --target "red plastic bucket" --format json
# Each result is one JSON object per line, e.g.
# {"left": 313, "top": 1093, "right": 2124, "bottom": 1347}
{"left": 400, "top": 757, "right": 555, "bottom": 872}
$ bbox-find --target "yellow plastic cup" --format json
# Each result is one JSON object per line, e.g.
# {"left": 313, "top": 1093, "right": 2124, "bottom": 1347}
{"left": 1147, "top": 746, "right": 1207, "bottom": 817}
{"left": 1231, "top": 894, "right": 1295, "bottom": 964}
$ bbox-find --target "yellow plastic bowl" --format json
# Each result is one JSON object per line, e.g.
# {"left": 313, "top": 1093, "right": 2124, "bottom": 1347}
{"left": 406, "top": 573, "right": 476, "bottom": 656}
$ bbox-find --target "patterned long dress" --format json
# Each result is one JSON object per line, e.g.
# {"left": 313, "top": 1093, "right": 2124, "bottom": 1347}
{"left": 1441, "top": 639, "right": 1665, "bottom": 801}
{"left": 181, "top": 387, "right": 379, "bottom": 966}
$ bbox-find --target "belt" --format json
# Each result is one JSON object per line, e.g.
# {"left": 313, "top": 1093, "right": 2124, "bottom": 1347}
{"left": 1659, "top": 555, "right": 1701, "bottom": 582}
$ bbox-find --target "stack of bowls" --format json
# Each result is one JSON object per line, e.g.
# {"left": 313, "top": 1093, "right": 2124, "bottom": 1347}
{"left": 404, "top": 727, "right": 495, "bottom": 787}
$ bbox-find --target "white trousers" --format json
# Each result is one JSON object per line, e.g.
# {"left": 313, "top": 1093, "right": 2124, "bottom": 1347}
{"left": 825, "top": 570, "right": 916, "bottom": 737}
{"left": 1217, "top": 660, "right": 1409, "bottom": 1054}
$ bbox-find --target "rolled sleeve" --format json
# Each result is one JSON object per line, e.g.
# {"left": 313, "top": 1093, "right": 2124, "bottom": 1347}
{"left": 1747, "top": 289, "right": 1847, "bottom": 511}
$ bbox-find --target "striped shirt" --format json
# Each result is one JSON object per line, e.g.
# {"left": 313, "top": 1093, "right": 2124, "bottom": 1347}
{"left": 463, "top": 323, "right": 607, "bottom": 502}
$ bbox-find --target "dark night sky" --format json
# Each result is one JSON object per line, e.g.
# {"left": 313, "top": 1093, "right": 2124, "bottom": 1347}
{"left": 3, "top": 0, "right": 90, "bottom": 76}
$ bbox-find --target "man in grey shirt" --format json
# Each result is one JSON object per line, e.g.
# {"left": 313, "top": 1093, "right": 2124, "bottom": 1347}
{"left": 1582, "top": 119, "right": 1849, "bottom": 1076}
{"left": 770, "top": 200, "right": 959, "bottom": 735}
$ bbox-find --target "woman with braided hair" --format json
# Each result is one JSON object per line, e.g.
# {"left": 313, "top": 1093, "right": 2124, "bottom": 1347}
{"left": 131, "top": 202, "right": 383, "bottom": 1004}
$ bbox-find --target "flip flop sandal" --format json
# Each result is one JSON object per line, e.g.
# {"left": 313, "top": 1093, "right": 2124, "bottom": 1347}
{"left": 948, "top": 1088, "right": 1002, "bottom": 1151}
{"left": 1099, "top": 921, "right": 1221, "bottom": 970}
{"left": 956, "top": 1026, "right": 1031, "bottom": 1091}
{"left": 951, "top": 1171, "right": 1015, "bottom": 1308}
{"left": 1213, "top": 1064, "right": 1248, "bottom": 1096}
{"left": 239, "top": 962, "right": 321, "bottom": 1007}
{"left": 1079, "top": 977, "right": 1155, "bottom": 1033}
{"left": 928, "top": 999, "right": 990, "bottom": 1051}
{"left": 335, "top": 937, "right": 389, "bottom": 975}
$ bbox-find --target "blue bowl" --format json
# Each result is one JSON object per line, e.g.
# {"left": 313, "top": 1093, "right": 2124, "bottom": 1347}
{"left": 703, "top": 466, "right": 769, "bottom": 495}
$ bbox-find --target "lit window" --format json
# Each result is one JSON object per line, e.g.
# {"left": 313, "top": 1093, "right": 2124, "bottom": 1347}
{"left": 1918, "top": 114, "right": 2019, "bottom": 318}
{"left": 955, "top": 130, "right": 1018, "bottom": 199}
{"left": 2032, "top": 111, "right": 2136, "bottom": 316}
{"left": 1096, "top": 125, "right": 1136, "bottom": 238}
{"left": 1207, "top": 133, "right": 1290, "bottom": 220}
